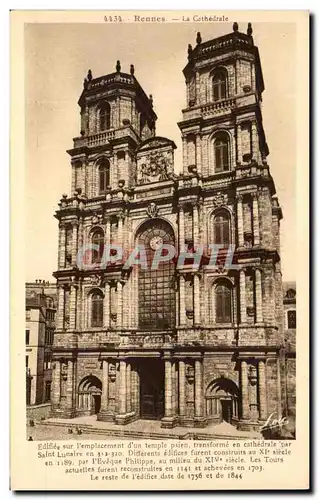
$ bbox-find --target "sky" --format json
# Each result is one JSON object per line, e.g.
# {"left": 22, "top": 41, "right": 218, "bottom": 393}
{"left": 25, "top": 21, "right": 296, "bottom": 282}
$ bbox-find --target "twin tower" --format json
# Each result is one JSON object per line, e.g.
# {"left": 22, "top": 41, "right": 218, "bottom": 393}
{"left": 51, "top": 24, "right": 286, "bottom": 432}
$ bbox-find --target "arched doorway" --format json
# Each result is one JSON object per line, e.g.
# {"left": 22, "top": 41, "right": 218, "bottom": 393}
{"left": 78, "top": 375, "right": 102, "bottom": 415}
{"left": 136, "top": 219, "right": 176, "bottom": 330}
{"left": 206, "top": 378, "right": 239, "bottom": 424}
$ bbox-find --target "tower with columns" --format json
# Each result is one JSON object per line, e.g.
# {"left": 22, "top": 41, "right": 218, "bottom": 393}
{"left": 51, "top": 23, "right": 286, "bottom": 431}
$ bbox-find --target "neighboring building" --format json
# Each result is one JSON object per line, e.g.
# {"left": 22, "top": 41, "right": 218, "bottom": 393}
{"left": 51, "top": 23, "right": 290, "bottom": 431}
{"left": 283, "top": 282, "right": 296, "bottom": 419}
{"left": 26, "top": 281, "right": 57, "bottom": 405}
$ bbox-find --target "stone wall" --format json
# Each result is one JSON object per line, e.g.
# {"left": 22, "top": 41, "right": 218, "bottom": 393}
{"left": 27, "top": 403, "right": 51, "bottom": 422}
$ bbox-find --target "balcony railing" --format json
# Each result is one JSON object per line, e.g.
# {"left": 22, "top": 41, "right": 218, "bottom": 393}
{"left": 201, "top": 98, "right": 236, "bottom": 116}
{"left": 88, "top": 130, "right": 115, "bottom": 147}
{"left": 72, "top": 126, "right": 139, "bottom": 149}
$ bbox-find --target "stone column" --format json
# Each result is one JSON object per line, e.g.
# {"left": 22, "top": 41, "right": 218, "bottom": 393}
{"left": 87, "top": 293, "right": 92, "bottom": 329}
{"left": 122, "top": 282, "right": 128, "bottom": 329}
{"left": 241, "top": 360, "right": 250, "bottom": 419}
{"left": 193, "top": 203, "right": 199, "bottom": 248}
{"left": 119, "top": 359, "right": 127, "bottom": 414}
{"left": 171, "top": 362, "right": 177, "bottom": 415}
{"left": 71, "top": 220, "right": 78, "bottom": 267}
{"left": 249, "top": 366, "right": 259, "bottom": 420}
{"left": 85, "top": 104, "right": 89, "bottom": 135}
{"left": 196, "top": 135, "right": 202, "bottom": 175}
{"left": 236, "top": 194, "right": 244, "bottom": 247}
{"left": 179, "top": 360, "right": 186, "bottom": 417}
{"left": 252, "top": 192, "right": 260, "bottom": 246}
{"left": 195, "top": 360, "right": 203, "bottom": 418}
{"left": 117, "top": 214, "right": 123, "bottom": 248}
{"left": 66, "top": 359, "right": 74, "bottom": 410}
{"left": 258, "top": 360, "right": 267, "bottom": 420}
{"left": 57, "top": 286, "right": 65, "bottom": 330}
{"left": 193, "top": 273, "right": 200, "bottom": 325}
{"left": 69, "top": 284, "right": 77, "bottom": 330}
{"left": 276, "top": 357, "right": 282, "bottom": 417}
{"left": 117, "top": 280, "right": 123, "bottom": 329}
{"left": 182, "top": 137, "right": 188, "bottom": 173}
{"left": 58, "top": 222, "right": 66, "bottom": 269}
{"left": 51, "top": 360, "right": 61, "bottom": 407}
{"left": 179, "top": 205, "right": 185, "bottom": 250}
{"left": 77, "top": 282, "right": 83, "bottom": 331}
{"left": 237, "top": 124, "right": 242, "bottom": 163}
{"left": 179, "top": 275, "right": 186, "bottom": 326}
{"left": 251, "top": 62, "right": 256, "bottom": 91}
{"left": 251, "top": 121, "right": 258, "bottom": 161}
{"left": 164, "top": 360, "right": 172, "bottom": 418}
{"left": 104, "top": 217, "right": 111, "bottom": 266}
{"left": 240, "top": 269, "right": 247, "bottom": 323}
{"left": 103, "top": 282, "right": 110, "bottom": 328}
{"left": 235, "top": 59, "right": 241, "bottom": 94}
{"left": 101, "top": 360, "right": 109, "bottom": 412}
{"left": 255, "top": 268, "right": 263, "bottom": 323}
{"left": 126, "top": 362, "right": 131, "bottom": 413}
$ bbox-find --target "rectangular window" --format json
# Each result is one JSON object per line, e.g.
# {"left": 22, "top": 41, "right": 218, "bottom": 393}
{"left": 25, "top": 329, "right": 30, "bottom": 345}
{"left": 287, "top": 310, "right": 296, "bottom": 329}
{"left": 45, "top": 329, "right": 54, "bottom": 345}
{"left": 44, "top": 352, "right": 52, "bottom": 370}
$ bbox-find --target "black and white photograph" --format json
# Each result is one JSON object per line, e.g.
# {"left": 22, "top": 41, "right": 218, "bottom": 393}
{"left": 24, "top": 18, "right": 298, "bottom": 442}
{"left": 10, "top": 10, "right": 309, "bottom": 491}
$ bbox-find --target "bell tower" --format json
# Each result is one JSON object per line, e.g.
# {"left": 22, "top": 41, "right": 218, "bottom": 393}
{"left": 67, "top": 61, "right": 157, "bottom": 196}
{"left": 178, "top": 22, "right": 269, "bottom": 178}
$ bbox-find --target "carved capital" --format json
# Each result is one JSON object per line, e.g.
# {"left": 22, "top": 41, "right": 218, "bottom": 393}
{"left": 236, "top": 193, "right": 243, "bottom": 203}
{"left": 71, "top": 219, "right": 79, "bottom": 227}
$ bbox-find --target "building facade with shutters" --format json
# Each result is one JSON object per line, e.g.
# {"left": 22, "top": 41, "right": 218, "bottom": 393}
{"left": 26, "top": 281, "right": 57, "bottom": 406}
{"left": 51, "top": 24, "right": 289, "bottom": 430}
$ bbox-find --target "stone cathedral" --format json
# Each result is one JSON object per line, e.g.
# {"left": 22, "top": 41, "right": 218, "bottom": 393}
{"left": 51, "top": 23, "right": 288, "bottom": 431}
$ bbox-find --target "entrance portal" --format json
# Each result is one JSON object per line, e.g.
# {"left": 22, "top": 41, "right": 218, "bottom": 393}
{"left": 78, "top": 375, "right": 102, "bottom": 415}
{"left": 205, "top": 378, "right": 239, "bottom": 424}
{"left": 139, "top": 359, "right": 164, "bottom": 419}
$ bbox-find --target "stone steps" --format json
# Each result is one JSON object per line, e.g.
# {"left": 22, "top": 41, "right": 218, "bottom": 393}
{"left": 38, "top": 421, "right": 248, "bottom": 440}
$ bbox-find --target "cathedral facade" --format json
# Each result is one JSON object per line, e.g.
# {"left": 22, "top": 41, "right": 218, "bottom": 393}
{"left": 51, "top": 24, "right": 286, "bottom": 431}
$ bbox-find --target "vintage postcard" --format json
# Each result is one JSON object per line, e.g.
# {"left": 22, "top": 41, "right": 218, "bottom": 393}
{"left": 10, "top": 10, "right": 309, "bottom": 490}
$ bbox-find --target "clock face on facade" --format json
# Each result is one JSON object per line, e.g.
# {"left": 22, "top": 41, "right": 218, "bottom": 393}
{"left": 149, "top": 236, "right": 164, "bottom": 251}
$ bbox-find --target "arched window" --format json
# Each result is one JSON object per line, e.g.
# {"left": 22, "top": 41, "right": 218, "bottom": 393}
{"left": 213, "top": 211, "right": 230, "bottom": 245}
{"left": 214, "top": 133, "right": 230, "bottom": 173}
{"left": 215, "top": 283, "right": 232, "bottom": 323}
{"left": 99, "top": 102, "right": 111, "bottom": 131}
{"left": 98, "top": 159, "right": 110, "bottom": 193}
{"left": 212, "top": 70, "right": 227, "bottom": 101}
{"left": 91, "top": 229, "right": 104, "bottom": 264}
{"left": 91, "top": 291, "right": 103, "bottom": 327}
{"left": 137, "top": 220, "right": 175, "bottom": 330}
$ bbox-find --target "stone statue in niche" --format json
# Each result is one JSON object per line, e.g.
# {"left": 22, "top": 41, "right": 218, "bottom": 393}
{"left": 139, "top": 151, "right": 173, "bottom": 184}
